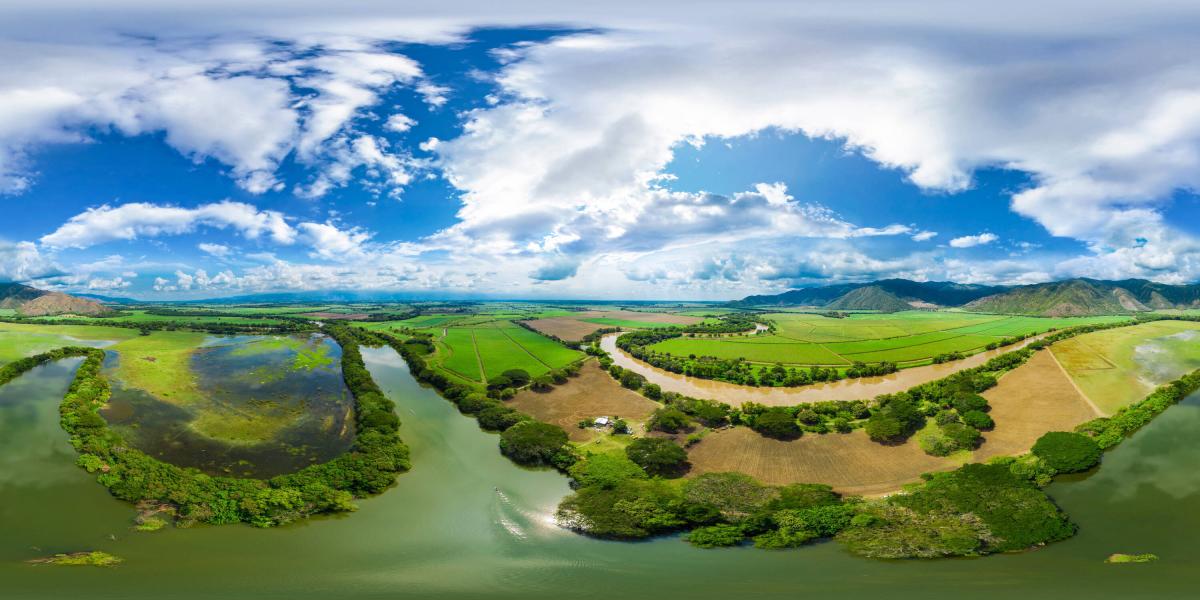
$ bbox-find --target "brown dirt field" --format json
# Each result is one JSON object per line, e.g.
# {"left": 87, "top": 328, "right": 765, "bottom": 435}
{"left": 524, "top": 317, "right": 606, "bottom": 342}
{"left": 508, "top": 361, "right": 660, "bottom": 442}
{"left": 687, "top": 427, "right": 957, "bottom": 496}
{"left": 973, "top": 349, "right": 1099, "bottom": 460}
{"left": 579, "top": 310, "right": 704, "bottom": 325}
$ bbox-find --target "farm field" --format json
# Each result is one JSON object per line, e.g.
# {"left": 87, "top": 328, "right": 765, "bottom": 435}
{"left": 975, "top": 349, "right": 1099, "bottom": 459}
{"left": 508, "top": 361, "right": 658, "bottom": 441}
{"left": 424, "top": 320, "right": 585, "bottom": 384}
{"left": 686, "top": 427, "right": 957, "bottom": 496}
{"left": 24, "top": 309, "right": 289, "bottom": 326}
{"left": 649, "top": 312, "right": 1130, "bottom": 367}
{"left": 1051, "top": 320, "right": 1200, "bottom": 414}
{"left": 0, "top": 322, "right": 139, "bottom": 365}
{"left": 523, "top": 316, "right": 608, "bottom": 342}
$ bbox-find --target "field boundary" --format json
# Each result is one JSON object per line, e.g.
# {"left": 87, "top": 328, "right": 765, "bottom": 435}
{"left": 469, "top": 329, "right": 488, "bottom": 385}
{"left": 1046, "top": 349, "right": 1106, "bottom": 416}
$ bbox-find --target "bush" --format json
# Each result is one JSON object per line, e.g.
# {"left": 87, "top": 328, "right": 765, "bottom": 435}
{"left": 1032, "top": 431, "right": 1101, "bottom": 473}
{"left": 625, "top": 437, "right": 689, "bottom": 476}
{"left": 642, "top": 383, "right": 663, "bottom": 400}
{"left": 567, "top": 454, "right": 646, "bottom": 489}
{"left": 687, "top": 524, "right": 746, "bottom": 548}
{"left": 683, "top": 472, "right": 777, "bottom": 521}
{"left": 619, "top": 370, "right": 647, "bottom": 390}
{"left": 751, "top": 407, "right": 801, "bottom": 440}
{"left": 476, "top": 405, "right": 528, "bottom": 431}
{"left": 952, "top": 393, "right": 989, "bottom": 414}
{"left": 960, "top": 410, "right": 994, "bottom": 430}
{"left": 556, "top": 479, "right": 687, "bottom": 539}
{"left": 941, "top": 422, "right": 981, "bottom": 449}
{"left": 499, "top": 421, "right": 569, "bottom": 466}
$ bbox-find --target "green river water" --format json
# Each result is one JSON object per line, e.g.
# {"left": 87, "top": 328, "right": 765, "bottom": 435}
{"left": 3, "top": 346, "right": 1198, "bottom": 599}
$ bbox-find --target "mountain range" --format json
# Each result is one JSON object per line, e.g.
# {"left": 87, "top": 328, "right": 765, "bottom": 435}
{"left": 0, "top": 282, "right": 113, "bottom": 316}
{"left": 734, "top": 278, "right": 1200, "bottom": 316}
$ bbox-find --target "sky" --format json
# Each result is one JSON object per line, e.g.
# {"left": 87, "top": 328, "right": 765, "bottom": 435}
{"left": 2, "top": 1, "right": 1200, "bottom": 300}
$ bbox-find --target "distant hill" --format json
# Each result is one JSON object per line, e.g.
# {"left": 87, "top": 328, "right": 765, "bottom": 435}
{"left": 824, "top": 286, "right": 911, "bottom": 312}
{"left": 732, "top": 279, "right": 1006, "bottom": 309}
{"left": 0, "top": 282, "right": 113, "bottom": 316}
{"left": 964, "top": 279, "right": 1200, "bottom": 316}
{"left": 733, "top": 277, "right": 1200, "bottom": 316}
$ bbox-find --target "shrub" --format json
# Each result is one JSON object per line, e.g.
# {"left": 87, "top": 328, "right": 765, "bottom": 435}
{"left": 687, "top": 524, "right": 746, "bottom": 548}
{"left": 960, "top": 410, "right": 995, "bottom": 430}
{"left": 567, "top": 453, "right": 646, "bottom": 489}
{"left": 556, "top": 479, "right": 687, "bottom": 539}
{"left": 941, "top": 422, "right": 982, "bottom": 449}
{"left": 457, "top": 393, "right": 494, "bottom": 415}
{"left": 499, "top": 421, "right": 569, "bottom": 466}
{"left": 642, "top": 383, "right": 663, "bottom": 400}
{"left": 619, "top": 370, "right": 647, "bottom": 390}
{"left": 476, "top": 406, "right": 528, "bottom": 431}
{"left": 1032, "top": 431, "right": 1102, "bottom": 473}
{"left": 952, "top": 393, "right": 989, "bottom": 414}
{"left": 683, "top": 472, "right": 777, "bottom": 521}
{"left": 934, "top": 410, "right": 960, "bottom": 426}
{"left": 625, "top": 437, "right": 689, "bottom": 476}
{"left": 751, "top": 407, "right": 801, "bottom": 440}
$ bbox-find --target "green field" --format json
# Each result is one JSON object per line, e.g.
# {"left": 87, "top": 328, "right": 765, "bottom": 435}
{"left": 25, "top": 309, "right": 288, "bottom": 326}
{"left": 425, "top": 320, "right": 584, "bottom": 384}
{"left": 648, "top": 312, "right": 1131, "bottom": 366}
{"left": 1052, "top": 320, "right": 1200, "bottom": 414}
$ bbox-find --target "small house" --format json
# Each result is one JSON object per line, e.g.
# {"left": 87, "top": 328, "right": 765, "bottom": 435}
{"left": 594, "top": 416, "right": 610, "bottom": 427}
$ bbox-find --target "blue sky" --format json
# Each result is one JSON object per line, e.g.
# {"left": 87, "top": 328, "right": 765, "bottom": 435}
{"left": 2, "top": 1, "right": 1200, "bottom": 300}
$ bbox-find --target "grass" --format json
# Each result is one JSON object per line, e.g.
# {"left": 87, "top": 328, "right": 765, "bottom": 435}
{"left": 0, "top": 322, "right": 139, "bottom": 365}
{"left": 28, "top": 551, "right": 123, "bottom": 567}
{"left": 1051, "top": 320, "right": 1200, "bottom": 414}
{"left": 648, "top": 312, "right": 1131, "bottom": 367}
{"left": 425, "top": 320, "right": 585, "bottom": 384}
{"left": 109, "top": 331, "right": 209, "bottom": 405}
{"left": 228, "top": 335, "right": 334, "bottom": 371}
{"left": 26, "top": 309, "right": 287, "bottom": 325}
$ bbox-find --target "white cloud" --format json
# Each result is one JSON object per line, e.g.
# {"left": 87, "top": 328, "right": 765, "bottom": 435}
{"left": 416, "top": 82, "right": 450, "bottom": 108}
{"left": 198, "top": 242, "right": 232, "bottom": 258}
{"left": 0, "top": 240, "right": 62, "bottom": 281}
{"left": 384, "top": 113, "right": 416, "bottom": 132}
{"left": 40, "top": 201, "right": 297, "bottom": 249}
{"left": 912, "top": 231, "right": 938, "bottom": 242}
{"left": 949, "top": 233, "right": 999, "bottom": 248}
{"left": 297, "top": 222, "right": 373, "bottom": 260}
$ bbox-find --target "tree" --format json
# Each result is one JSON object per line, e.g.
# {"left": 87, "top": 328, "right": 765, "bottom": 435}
{"left": 960, "top": 410, "right": 995, "bottom": 430}
{"left": 477, "top": 406, "right": 528, "bottom": 431}
{"left": 865, "top": 414, "right": 902, "bottom": 442}
{"left": 642, "top": 383, "right": 663, "bottom": 400}
{"left": 625, "top": 437, "right": 689, "bottom": 476}
{"left": 952, "top": 393, "right": 989, "bottom": 414}
{"left": 649, "top": 407, "right": 691, "bottom": 433}
{"left": 500, "top": 369, "right": 532, "bottom": 387}
{"left": 941, "top": 422, "right": 982, "bottom": 449}
{"left": 619, "top": 370, "right": 646, "bottom": 390}
{"left": 499, "top": 421, "right": 569, "bottom": 466}
{"left": 751, "top": 407, "right": 801, "bottom": 440}
{"left": 1032, "top": 431, "right": 1101, "bottom": 473}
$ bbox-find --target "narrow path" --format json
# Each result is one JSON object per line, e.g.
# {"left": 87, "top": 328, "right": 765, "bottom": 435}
{"left": 499, "top": 327, "right": 553, "bottom": 370}
{"left": 1047, "top": 348, "right": 1106, "bottom": 417}
{"left": 470, "top": 330, "right": 487, "bottom": 384}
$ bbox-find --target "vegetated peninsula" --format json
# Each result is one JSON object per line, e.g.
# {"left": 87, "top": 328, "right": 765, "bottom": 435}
{"left": 734, "top": 278, "right": 1200, "bottom": 316}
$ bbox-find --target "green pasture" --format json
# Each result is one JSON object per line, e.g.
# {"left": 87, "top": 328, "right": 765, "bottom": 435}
{"left": 648, "top": 312, "right": 1134, "bottom": 366}
{"left": 426, "top": 320, "right": 584, "bottom": 384}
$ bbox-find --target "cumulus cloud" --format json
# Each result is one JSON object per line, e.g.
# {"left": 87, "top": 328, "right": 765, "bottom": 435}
{"left": 198, "top": 242, "right": 232, "bottom": 258}
{"left": 40, "top": 201, "right": 296, "bottom": 249}
{"left": 949, "top": 233, "right": 999, "bottom": 248}
{"left": 0, "top": 240, "right": 63, "bottom": 281}
{"left": 912, "top": 231, "right": 938, "bottom": 242}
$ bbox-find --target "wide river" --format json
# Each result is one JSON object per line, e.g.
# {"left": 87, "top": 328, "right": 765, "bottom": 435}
{"left": 3, "top": 346, "right": 1199, "bottom": 599}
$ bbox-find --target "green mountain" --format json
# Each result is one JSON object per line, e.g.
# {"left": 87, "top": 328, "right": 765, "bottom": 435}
{"left": 824, "top": 285, "right": 912, "bottom": 312}
{"left": 961, "top": 279, "right": 1189, "bottom": 316}
{"left": 731, "top": 279, "right": 1006, "bottom": 308}
{"left": 0, "top": 282, "right": 113, "bottom": 317}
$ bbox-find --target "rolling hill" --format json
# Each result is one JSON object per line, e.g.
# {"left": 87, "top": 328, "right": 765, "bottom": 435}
{"left": 824, "top": 286, "right": 912, "bottom": 312}
{"left": 735, "top": 278, "right": 1200, "bottom": 316}
{"left": 0, "top": 283, "right": 113, "bottom": 317}
{"left": 732, "top": 279, "right": 1007, "bottom": 310}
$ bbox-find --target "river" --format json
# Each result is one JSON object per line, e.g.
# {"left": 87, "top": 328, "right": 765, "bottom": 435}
{"left": 3, "top": 346, "right": 1198, "bottom": 599}
{"left": 600, "top": 333, "right": 1049, "bottom": 405}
